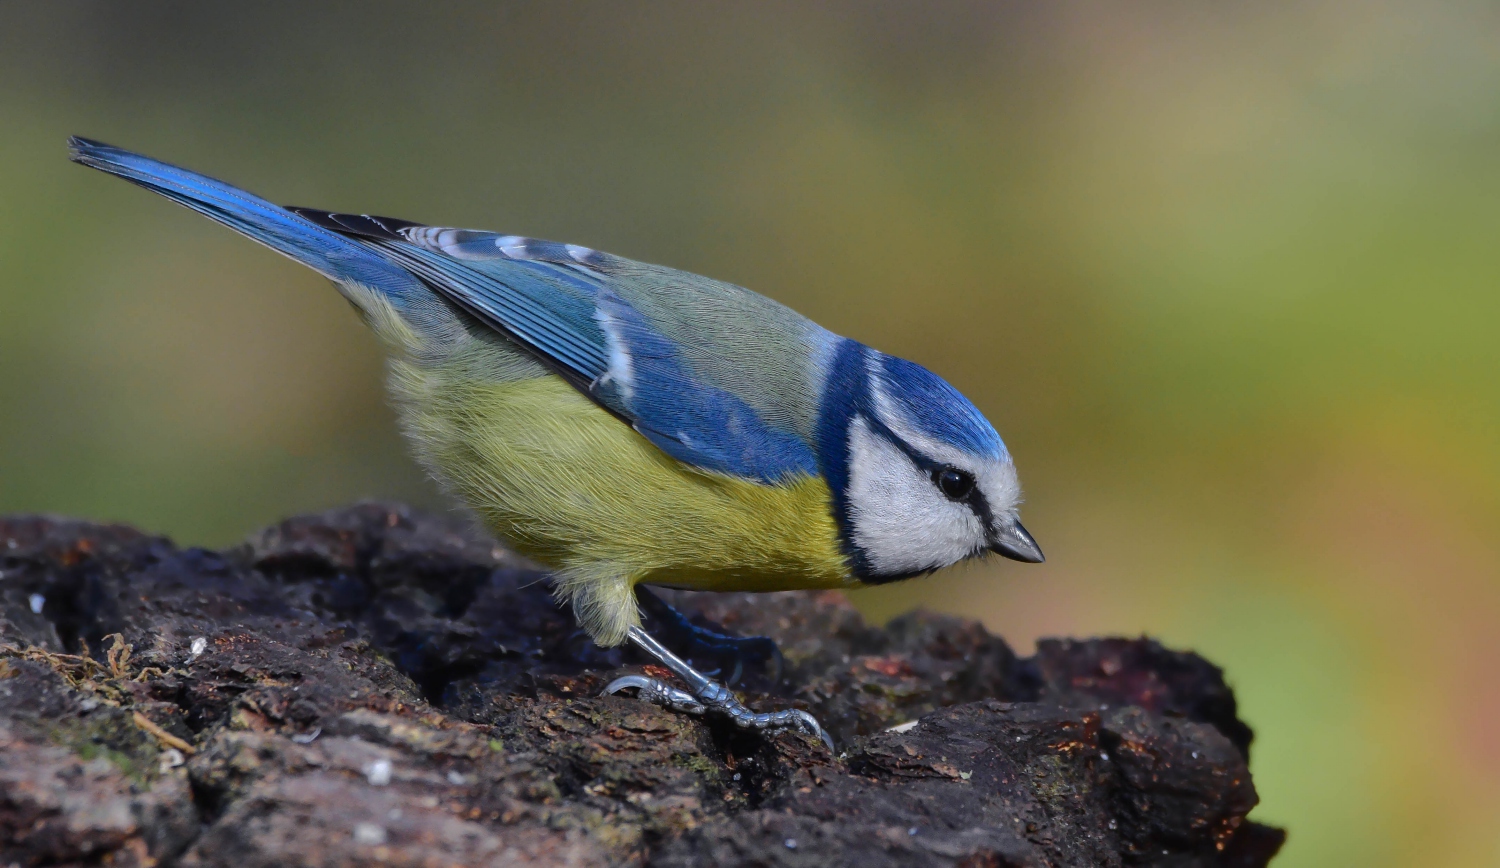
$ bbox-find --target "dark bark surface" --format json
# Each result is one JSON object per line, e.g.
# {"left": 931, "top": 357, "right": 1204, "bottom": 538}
{"left": 0, "top": 503, "right": 1283, "bottom": 867}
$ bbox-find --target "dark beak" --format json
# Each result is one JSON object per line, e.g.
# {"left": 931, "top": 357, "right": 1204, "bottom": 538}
{"left": 990, "top": 519, "right": 1045, "bottom": 564}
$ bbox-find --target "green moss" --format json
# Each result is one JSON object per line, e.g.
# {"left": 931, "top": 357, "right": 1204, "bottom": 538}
{"left": 671, "top": 751, "right": 722, "bottom": 779}
{"left": 1027, "top": 754, "right": 1091, "bottom": 811}
{"left": 44, "top": 710, "right": 159, "bottom": 785}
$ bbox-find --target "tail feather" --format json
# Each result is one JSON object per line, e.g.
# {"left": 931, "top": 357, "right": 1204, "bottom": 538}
{"left": 68, "top": 137, "right": 424, "bottom": 299}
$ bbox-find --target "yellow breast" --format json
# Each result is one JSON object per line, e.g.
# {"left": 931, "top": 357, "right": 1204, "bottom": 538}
{"left": 385, "top": 346, "right": 852, "bottom": 644}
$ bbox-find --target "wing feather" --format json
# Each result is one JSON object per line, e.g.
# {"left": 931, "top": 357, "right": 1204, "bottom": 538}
{"left": 289, "top": 209, "right": 823, "bottom": 482}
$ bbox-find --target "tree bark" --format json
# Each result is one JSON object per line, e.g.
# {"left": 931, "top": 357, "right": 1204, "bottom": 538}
{"left": 0, "top": 503, "right": 1283, "bottom": 867}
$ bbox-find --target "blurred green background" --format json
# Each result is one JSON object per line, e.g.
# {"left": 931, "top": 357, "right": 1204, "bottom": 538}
{"left": 2, "top": 2, "right": 1497, "bottom": 863}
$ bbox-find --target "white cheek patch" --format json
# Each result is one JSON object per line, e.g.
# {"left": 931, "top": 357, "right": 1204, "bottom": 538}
{"left": 866, "top": 371, "right": 1022, "bottom": 522}
{"left": 845, "top": 415, "right": 986, "bottom": 576}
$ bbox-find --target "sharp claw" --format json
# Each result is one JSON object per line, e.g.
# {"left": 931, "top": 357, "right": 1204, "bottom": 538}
{"left": 604, "top": 675, "right": 706, "bottom": 715}
{"left": 789, "top": 709, "right": 836, "bottom": 754}
{"left": 616, "top": 626, "right": 832, "bottom": 754}
{"left": 603, "top": 674, "right": 654, "bottom": 695}
{"left": 608, "top": 673, "right": 834, "bottom": 751}
{"left": 726, "top": 657, "right": 744, "bottom": 687}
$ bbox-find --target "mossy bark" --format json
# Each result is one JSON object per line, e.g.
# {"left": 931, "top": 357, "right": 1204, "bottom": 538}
{"left": 0, "top": 504, "right": 1282, "bottom": 867}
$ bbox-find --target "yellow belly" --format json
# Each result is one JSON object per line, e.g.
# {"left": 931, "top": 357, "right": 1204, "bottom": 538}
{"left": 386, "top": 352, "right": 852, "bottom": 644}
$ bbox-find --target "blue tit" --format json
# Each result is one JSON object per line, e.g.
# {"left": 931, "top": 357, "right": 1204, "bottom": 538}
{"left": 70, "top": 138, "right": 1043, "bottom": 749}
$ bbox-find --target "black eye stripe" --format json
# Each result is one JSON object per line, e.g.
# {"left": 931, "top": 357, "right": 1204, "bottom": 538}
{"left": 858, "top": 412, "right": 994, "bottom": 524}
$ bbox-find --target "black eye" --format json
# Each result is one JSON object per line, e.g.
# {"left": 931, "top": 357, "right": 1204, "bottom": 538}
{"left": 933, "top": 467, "right": 975, "bottom": 501}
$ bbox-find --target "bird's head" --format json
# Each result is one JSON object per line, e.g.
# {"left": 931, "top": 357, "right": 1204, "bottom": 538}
{"left": 821, "top": 344, "right": 1042, "bottom": 583}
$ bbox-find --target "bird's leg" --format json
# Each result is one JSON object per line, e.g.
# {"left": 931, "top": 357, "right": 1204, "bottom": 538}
{"left": 605, "top": 625, "right": 835, "bottom": 753}
{"left": 635, "top": 586, "right": 783, "bottom": 686}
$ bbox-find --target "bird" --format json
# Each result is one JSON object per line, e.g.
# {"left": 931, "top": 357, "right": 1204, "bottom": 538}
{"left": 69, "top": 137, "right": 1044, "bottom": 751}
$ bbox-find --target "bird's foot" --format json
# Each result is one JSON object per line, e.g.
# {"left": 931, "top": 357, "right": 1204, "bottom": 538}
{"left": 636, "top": 586, "right": 783, "bottom": 685}
{"left": 604, "top": 673, "right": 834, "bottom": 753}
{"left": 605, "top": 624, "right": 833, "bottom": 753}
{"left": 602, "top": 674, "right": 705, "bottom": 715}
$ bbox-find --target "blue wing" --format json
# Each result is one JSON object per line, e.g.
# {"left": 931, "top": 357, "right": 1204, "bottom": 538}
{"left": 277, "top": 212, "right": 823, "bottom": 483}
{"left": 69, "top": 137, "right": 822, "bottom": 484}
{"left": 68, "top": 138, "right": 434, "bottom": 311}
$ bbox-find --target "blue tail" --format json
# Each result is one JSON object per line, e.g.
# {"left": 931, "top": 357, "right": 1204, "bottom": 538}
{"left": 68, "top": 137, "right": 426, "bottom": 303}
